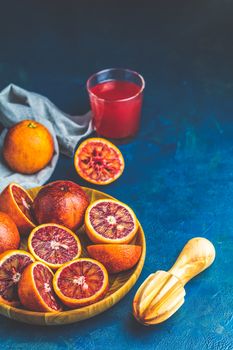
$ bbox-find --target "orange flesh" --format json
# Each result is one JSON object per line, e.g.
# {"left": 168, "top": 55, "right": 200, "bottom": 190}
{"left": 89, "top": 201, "right": 135, "bottom": 239}
{"left": 0, "top": 254, "right": 33, "bottom": 303}
{"left": 31, "top": 226, "right": 80, "bottom": 265}
{"left": 77, "top": 141, "right": 123, "bottom": 183}
{"left": 33, "top": 264, "right": 61, "bottom": 310}
{"left": 12, "top": 185, "right": 34, "bottom": 222}
{"left": 57, "top": 261, "right": 105, "bottom": 299}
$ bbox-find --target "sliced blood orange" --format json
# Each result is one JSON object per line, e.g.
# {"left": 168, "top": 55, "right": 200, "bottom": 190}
{"left": 18, "top": 261, "right": 62, "bottom": 312}
{"left": 28, "top": 224, "right": 82, "bottom": 270}
{"left": 85, "top": 199, "right": 138, "bottom": 244}
{"left": 0, "top": 211, "right": 20, "bottom": 254}
{"left": 53, "top": 258, "right": 109, "bottom": 308}
{"left": 87, "top": 244, "right": 142, "bottom": 274}
{"left": 74, "top": 138, "right": 124, "bottom": 185}
{"left": 0, "top": 250, "right": 35, "bottom": 306}
{"left": 0, "top": 183, "right": 35, "bottom": 235}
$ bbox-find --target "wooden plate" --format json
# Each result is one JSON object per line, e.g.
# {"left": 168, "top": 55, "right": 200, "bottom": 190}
{"left": 0, "top": 186, "right": 146, "bottom": 325}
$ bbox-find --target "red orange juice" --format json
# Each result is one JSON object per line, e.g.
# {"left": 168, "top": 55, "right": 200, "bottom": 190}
{"left": 87, "top": 69, "right": 145, "bottom": 139}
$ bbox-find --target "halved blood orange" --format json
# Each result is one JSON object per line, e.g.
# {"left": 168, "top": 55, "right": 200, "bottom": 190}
{"left": 0, "top": 183, "right": 35, "bottom": 235}
{"left": 28, "top": 224, "right": 82, "bottom": 270}
{"left": 74, "top": 138, "right": 124, "bottom": 185}
{"left": 53, "top": 258, "right": 109, "bottom": 308}
{"left": 0, "top": 250, "right": 35, "bottom": 306}
{"left": 85, "top": 199, "right": 138, "bottom": 244}
{"left": 0, "top": 211, "right": 20, "bottom": 254}
{"left": 18, "top": 261, "right": 62, "bottom": 312}
{"left": 87, "top": 244, "right": 142, "bottom": 274}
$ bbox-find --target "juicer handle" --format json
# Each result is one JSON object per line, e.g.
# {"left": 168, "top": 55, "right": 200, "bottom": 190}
{"left": 168, "top": 237, "right": 215, "bottom": 285}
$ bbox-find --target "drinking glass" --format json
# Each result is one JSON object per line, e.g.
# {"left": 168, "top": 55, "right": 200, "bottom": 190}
{"left": 87, "top": 68, "right": 145, "bottom": 139}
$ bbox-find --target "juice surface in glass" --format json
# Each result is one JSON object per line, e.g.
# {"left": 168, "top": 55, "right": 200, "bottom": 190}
{"left": 88, "top": 70, "right": 144, "bottom": 139}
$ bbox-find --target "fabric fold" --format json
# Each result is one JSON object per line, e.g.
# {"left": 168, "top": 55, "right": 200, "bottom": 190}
{"left": 0, "top": 84, "right": 93, "bottom": 191}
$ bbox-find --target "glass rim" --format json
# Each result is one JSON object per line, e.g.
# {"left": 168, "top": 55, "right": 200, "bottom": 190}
{"left": 86, "top": 68, "right": 145, "bottom": 102}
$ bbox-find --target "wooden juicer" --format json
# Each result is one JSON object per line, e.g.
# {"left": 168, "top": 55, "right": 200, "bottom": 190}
{"left": 133, "top": 237, "right": 215, "bottom": 325}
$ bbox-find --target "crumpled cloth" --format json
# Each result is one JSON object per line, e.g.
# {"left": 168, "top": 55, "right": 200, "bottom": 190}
{"left": 0, "top": 84, "right": 93, "bottom": 191}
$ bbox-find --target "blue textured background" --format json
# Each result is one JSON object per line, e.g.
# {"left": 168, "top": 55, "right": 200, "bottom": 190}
{"left": 0, "top": 1, "right": 233, "bottom": 349}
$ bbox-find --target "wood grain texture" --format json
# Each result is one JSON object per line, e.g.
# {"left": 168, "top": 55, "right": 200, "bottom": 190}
{"left": 133, "top": 238, "right": 215, "bottom": 325}
{"left": 0, "top": 187, "right": 146, "bottom": 325}
{"left": 169, "top": 237, "right": 216, "bottom": 285}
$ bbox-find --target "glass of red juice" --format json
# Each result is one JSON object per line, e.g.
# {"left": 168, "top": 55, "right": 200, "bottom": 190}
{"left": 87, "top": 68, "right": 145, "bottom": 139}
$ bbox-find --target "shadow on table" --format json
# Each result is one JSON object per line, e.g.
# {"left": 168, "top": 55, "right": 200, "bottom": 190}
{"left": 124, "top": 313, "right": 173, "bottom": 338}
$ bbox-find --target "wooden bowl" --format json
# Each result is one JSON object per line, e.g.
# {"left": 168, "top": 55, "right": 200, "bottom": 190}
{"left": 0, "top": 186, "right": 146, "bottom": 325}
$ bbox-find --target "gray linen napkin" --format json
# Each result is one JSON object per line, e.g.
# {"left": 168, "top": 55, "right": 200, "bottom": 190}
{"left": 0, "top": 84, "right": 93, "bottom": 191}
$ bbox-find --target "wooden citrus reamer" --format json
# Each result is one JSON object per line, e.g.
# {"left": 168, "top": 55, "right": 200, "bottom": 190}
{"left": 133, "top": 237, "right": 215, "bottom": 325}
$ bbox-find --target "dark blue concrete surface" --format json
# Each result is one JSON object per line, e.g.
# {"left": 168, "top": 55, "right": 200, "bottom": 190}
{"left": 0, "top": 0, "right": 233, "bottom": 349}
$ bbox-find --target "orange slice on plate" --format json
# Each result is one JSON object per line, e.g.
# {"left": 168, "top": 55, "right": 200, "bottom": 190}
{"left": 0, "top": 183, "right": 36, "bottom": 235}
{"left": 85, "top": 199, "right": 138, "bottom": 244}
{"left": 18, "top": 261, "right": 62, "bottom": 312}
{"left": 53, "top": 258, "right": 109, "bottom": 308}
{"left": 74, "top": 138, "right": 124, "bottom": 185}
{"left": 28, "top": 223, "right": 82, "bottom": 270}
{"left": 87, "top": 244, "right": 142, "bottom": 273}
{"left": 0, "top": 250, "right": 35, "bottom": 306}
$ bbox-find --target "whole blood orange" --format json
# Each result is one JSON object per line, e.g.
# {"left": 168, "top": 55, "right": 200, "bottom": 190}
{"left": 74, "top": 138, "right": 124, "bottom": 185}
{"left": 0, "top": 250, "right": 34, "bottom": 306}
{"left": 87, "top": 244, "right": 142, "bottom": 274}
{"left": 28, "top": 223, "right": 82, "bottom": 270}
{"left": 0, "top": 212, "right": 20, "bottom": 254}
{"left": 85, "top": 199, "right": 138, "bottom": 244}
{"left": 53, "top": 258, "right": 109, "bottom": 308}
{"left": 18, "top": 261, "right": 62, "bottom": 312}
{"left": 0, "top": 183, "right": 35, "bottom": 235}
{"left": 33, "top": 181, "right": 89, "bottom": 231}
{"left": 3, "top": 120, "right": 54, "bottom": 174}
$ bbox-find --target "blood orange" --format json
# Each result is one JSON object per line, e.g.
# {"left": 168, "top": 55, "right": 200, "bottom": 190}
{"left": 87, "top": 244, "right": 142, "bottom": 273}
{"left": 53, "top": 258, "right": 109, "bottom": 308}
{"left": 0, "top": 250, "right": 35, "bottom": 306}
{"left": 18, "top": 261, "right": 62, "bottom": 312}
{"left": 33, "top": 180, "right": 89, "bottom": 230}
{"left": 85, "top": 199, "right": 138, "bottom": 244}
{"left": 0, "top": 212, "right": 20, "bottom": 254}
{"left": 28, "top": 224, "right": 82, "bottom": 270}
{"left": 74, "top": 138, "right": 124, "bottom": 185}
{"left": 3, "top": 119, "right": 54, "bottom": 174}
{"left": 0, "top": 183, "right": 35, "bottom": 235}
